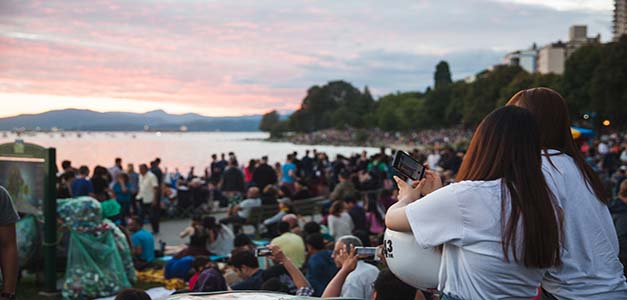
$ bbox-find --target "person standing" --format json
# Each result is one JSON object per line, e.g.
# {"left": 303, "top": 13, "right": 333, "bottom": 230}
{"left": 150, "top": 158, "right": 164, "bottom": 186}
{"left": 208, "top": 154, "right": 220, "bottom": 183}
{"left": 113, "top": 173, "right": 132, "bottom": 225}
{"left": 71, "top": 165, "right": 94, "bottom": 198}
{"left": 301, "top": 150, "right": 314, "bottom": 179}
{"left": 252, "top": 156, "right": 277, "bottom": 191}
{"left": 282, "top": 154, "right": 297, "bottom": 192}
{"left": 137, "top": 164, "right": 160, "bottom": 234}
{"left": 109, "top": 158, "right": 124, "bottom": 185}
{"left": 0, "top": 186, "right": 18, "bottom": 300}
{"left": 222, "top": 158, "right": 245, "bottom": 195}
{"left": 127, "top": 163, "right": 140, "bottom": 216}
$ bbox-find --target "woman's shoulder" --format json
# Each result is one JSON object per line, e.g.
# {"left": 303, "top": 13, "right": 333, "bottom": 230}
{"left": 442, "top": 179, "right": 502, "bottom": 195}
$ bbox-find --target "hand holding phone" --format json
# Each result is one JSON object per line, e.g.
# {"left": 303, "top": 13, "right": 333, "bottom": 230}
{"left": 355, "top": 247, "right": 382, "bottom": 261}
{"left": 255, "top": 247, "right": 272, "bottom": 257}
{"left": 392, "top": 151, "right": 425, "bottom": 181}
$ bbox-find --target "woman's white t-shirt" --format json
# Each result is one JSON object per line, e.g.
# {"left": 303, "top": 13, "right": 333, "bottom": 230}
{"left": 328, "top": 212, "right": 354, "bottom": 240}
{"left": 541, "top": 150, "right": 627, "bottom": 299}
{"left": 207, "top": 224, "right": 235, "bottom": 257}
{"left": 406, "top": 179, "right": 547, "bottom": 300}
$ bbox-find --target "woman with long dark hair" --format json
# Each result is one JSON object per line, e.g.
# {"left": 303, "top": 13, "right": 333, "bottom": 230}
{"left": 386, "top": 106, "right": 562, "bottom": 299}
{"left": 507, "top": 88, "right": 627, "bottom": 299}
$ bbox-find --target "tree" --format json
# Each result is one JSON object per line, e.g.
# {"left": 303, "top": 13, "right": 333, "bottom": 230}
{"left": 462, "top": 65, "right": 525, "bottom": 126}
{"left": 287, "top": 80, "right": 373, "bottom": 132}
{"left": 259, "top": 110, "right": 280, "bottom": 132}
{"left": 562, "top": 44, "right": 602, "bottom": 117}
{"left": 434, "top": 61, "right": 452, "bottom": 90}
{"left": 589, "top": 36, "right": 627, "bottom": 126}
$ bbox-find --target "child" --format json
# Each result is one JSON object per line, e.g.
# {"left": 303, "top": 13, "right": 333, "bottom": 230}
{"left": 188, "top": 256, "right": 211, "bottom": 290}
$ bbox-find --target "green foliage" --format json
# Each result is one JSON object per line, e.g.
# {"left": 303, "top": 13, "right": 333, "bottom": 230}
{"left": 274, "top": 39, "right": 627, "bottom": 132}
{"left": 285, "top": 81, "right": 374, "bottom": 132}
{"left": 589, "top": 37, "right": 627, "bottom": 125}
{"left": 259, "top": 110, "right": 280, "bottom": 132}
{"left": 434, "top": 61, "right": 453, "bottom": 89}
{"left": 563, "top": 44, "right": 601, "bottom": 115}
{"left": 462, "top": 65, "right": 525, "bottom": 126}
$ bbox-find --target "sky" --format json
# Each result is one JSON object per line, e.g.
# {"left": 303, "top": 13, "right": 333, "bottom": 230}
{"left": 0, "top": 0, "right": 614, "bottom": 117}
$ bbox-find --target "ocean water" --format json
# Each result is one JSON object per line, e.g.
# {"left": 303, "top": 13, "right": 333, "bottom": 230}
{"left": 0, "top": 131, "right": 379, "bottom": 173}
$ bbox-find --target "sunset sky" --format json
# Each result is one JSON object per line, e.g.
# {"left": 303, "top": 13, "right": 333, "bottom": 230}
{"left": 0, "top": 0, "right": 613, "bottom": 117}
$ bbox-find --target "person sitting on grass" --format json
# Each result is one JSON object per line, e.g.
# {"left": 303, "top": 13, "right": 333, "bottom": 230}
{"left": 262, "top": 244, "right": 315, "bottom": 296}
{"left": 191, "top": 257, "right": 228, "bottom": 293}
{"left": 322, "top": 235, "right": 379, "bottom": 300}
{"left": 127, "top": 216, "right": 155, "bottom": 270}
{"left": 271, "top": 221, "right": 306, "bottom": 268}
{"left": 230, "top": 250, "right": 265, "bottom": 290}
{"left": 305, "top": 233, "right": 338, "bottom": 296}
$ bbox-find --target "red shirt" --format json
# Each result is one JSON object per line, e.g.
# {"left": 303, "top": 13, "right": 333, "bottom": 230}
{"left": 189, "top": 272, "right": 200, "bottom": 290}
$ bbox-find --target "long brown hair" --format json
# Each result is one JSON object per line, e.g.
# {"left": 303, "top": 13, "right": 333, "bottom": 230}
{"left": 506, "top": 87, "right": 608, "bottom": 204}
{"left": 457, "top": 106, "right": 561, "bottom": 268}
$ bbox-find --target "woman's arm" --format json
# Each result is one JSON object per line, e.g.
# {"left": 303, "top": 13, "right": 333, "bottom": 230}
{"left": 180, "top": 226, "right": 194, "bottom": 238}
{"left": 263, "top": 211, "right": 285, "bottom": 226}
{"left": 385, "top": 176, "right": 424, "bottom": 232}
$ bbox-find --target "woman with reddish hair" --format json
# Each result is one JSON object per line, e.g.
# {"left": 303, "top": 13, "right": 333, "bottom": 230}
{"left": 508, "top": 87, "right": 627, "bottom": 299}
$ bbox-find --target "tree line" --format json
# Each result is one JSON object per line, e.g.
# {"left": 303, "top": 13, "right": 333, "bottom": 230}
{"left": 260, "top": 36, "right": 627, "bottom": 134}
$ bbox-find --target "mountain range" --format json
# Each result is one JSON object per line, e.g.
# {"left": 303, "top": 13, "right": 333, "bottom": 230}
{"left": 0, "top": 109, "right": 268, "bottom": 131}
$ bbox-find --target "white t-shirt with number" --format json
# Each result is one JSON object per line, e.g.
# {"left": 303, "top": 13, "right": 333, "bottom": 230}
{"left": 406, "top": 179, "right": 547, "bottom": 300}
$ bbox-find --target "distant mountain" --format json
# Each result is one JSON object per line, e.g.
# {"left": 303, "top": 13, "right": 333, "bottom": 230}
{"left": 0, "top": 109, "right": 270, "bottom": 132}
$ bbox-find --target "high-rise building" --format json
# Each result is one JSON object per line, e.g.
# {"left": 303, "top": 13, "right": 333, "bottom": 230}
{"left": 615, "top": 0, "right": 627, "bottom": 40}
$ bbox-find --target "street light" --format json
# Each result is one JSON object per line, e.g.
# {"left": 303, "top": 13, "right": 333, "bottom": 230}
{"left": 583, "top": 114, "right": 590, "bottom": 120}
{"left": 603, "top": 120, "right": 611, "bottom": 127}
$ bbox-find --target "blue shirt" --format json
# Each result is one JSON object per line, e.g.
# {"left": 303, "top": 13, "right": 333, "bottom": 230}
{"left": 165, "top": 255, "right": 194, "bottom": 280}
{"left": 113, "top": 182, "right": 132, "bottom": 203}
{"left": 71, "top": 177, "right": 94, "bottom": 197}
{"left": 231, "top": 269, "right": 265, "bottom": 290}
{"left": 131, "top": 229, "right": 155, "bottom": 262}
{"left": 306, "top": 250, "right": 338, "bottom": 296}
{"left": 282, "top": 163, "right": 296, "bottom": 184}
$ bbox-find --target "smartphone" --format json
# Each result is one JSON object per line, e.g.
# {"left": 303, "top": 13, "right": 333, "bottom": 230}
{"left": 255, "top": 247, "right": 272, "bottom": 257}
{"left": 355, "top": 247, "right": 381, "bottom": 261}
{"left": 392, "top": 151, "right": 425, "bottom": 181}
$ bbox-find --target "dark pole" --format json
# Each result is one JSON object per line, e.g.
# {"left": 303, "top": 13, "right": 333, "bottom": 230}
{"left": 43, "top": 147, "right": 57, "bottom": 292}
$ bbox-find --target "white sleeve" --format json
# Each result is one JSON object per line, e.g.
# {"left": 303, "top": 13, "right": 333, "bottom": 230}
{"left": 328, "top": 216, "right": 336, "bottom": 237}
{"left": 150, "top": 175, "right": 158, "bottom": 188}
{"left": 239, "top": 199, "right": 254, "bottom": 209}
{"left": 405, "top": 186, "right": 464, "bottom": 248}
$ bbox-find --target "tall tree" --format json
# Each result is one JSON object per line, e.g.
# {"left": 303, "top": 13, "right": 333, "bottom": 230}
{"left": 259, "top": 110, "right": 280, "bottom": 132}
{"left": 434, "top": 61, "right": 452, "bottom": 90}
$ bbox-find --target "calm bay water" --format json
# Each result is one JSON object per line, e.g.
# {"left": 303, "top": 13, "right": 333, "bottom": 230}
{"left": 0, "top": 131, "right": 379, "bottom": 173}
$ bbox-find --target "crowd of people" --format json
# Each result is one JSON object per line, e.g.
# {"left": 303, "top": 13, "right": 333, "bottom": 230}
{"left": 50, "top": 90, "right": 627, "bottom": 299}
{"left": 2, "top": 87, "right": 627, "bottom": 300}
